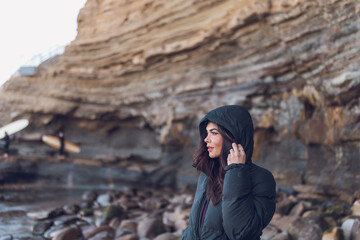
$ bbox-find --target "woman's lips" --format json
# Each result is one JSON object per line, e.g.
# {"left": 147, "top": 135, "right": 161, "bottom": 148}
{"left": 207, "top": 147, "right": 214, "bottom": 151}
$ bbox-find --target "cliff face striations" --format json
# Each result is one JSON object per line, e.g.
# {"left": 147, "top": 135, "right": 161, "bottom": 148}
{"left": 1, "top": 0, "right": 359, "bottom": 188}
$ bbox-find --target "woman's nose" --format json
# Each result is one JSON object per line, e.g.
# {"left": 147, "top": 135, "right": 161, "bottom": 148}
{"left": 204, "top": 135, "right": 209, "bottom": 143}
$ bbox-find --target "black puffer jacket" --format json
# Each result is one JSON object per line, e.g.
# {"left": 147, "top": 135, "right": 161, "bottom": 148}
{"left": 182, "top": 105, "right": 276, "bottom": 240}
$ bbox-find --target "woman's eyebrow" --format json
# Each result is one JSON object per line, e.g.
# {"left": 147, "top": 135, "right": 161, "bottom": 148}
{"left": 207, "top": 128, "right": 219, "bottom": 132}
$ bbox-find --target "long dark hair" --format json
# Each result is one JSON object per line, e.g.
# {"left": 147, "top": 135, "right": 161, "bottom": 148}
{"left": 193, "top": 121, "right": 236, "bottom": 205}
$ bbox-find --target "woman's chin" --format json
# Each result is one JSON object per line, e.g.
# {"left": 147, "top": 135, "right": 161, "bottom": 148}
{"left": 209, "top": 154, "right": 219, "bottom": 159}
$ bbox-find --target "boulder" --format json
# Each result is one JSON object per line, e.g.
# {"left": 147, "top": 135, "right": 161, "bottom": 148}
{"left": 137, "top": 217, "right": 166, "bottom": 239}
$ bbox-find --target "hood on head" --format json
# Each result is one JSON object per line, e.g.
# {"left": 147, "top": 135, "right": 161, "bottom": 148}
{"left": 199, "top": 105, "right": 254, "bottom": 164}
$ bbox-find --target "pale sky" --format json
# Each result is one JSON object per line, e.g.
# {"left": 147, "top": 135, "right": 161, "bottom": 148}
{"left": 0, "top": 0, "right": 87, "bottom": 86}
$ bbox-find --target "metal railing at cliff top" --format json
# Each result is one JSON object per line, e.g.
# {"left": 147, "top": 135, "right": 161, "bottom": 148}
{"left": 17, "top": 44, "right": 68, "bottom": 76}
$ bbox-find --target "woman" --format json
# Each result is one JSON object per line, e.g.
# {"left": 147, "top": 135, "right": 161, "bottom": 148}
{"left": 182, "top": 105, "right": 276, "bottom": 240}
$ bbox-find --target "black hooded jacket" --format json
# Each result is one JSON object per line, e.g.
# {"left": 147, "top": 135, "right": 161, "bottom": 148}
{"left": 182, "top": 105, "right": 276, "bottom": 240}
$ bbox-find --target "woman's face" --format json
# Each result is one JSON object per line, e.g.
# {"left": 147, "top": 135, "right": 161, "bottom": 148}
{"left": 204, "top": 122, "right": 223, "bottom": 158}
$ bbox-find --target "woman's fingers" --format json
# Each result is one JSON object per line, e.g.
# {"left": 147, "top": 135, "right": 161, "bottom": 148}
{"left": 227, "top": 143, "right": 246, "bottom": 165}
{"left": 229, "top": 148, "right": 234, "bottom": 155}
{"left": 238, "top": 144, "right": 244, "bottom": 154}
{"left": 232, "top": 143, "right": 239, "bottom": 155}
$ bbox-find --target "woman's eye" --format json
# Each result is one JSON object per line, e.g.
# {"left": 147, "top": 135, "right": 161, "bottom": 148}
{"left": 211, "top": 132, "right": 218, "bottom": 135}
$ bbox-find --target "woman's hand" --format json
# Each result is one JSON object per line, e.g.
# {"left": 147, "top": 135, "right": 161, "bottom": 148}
{"left": 227, "top": 143, "right": 246, "bottom": 165}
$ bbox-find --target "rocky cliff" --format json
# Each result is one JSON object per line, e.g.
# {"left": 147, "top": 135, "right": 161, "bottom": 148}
{"left": 0, "top": 0, "right": 359, "bottom": 189}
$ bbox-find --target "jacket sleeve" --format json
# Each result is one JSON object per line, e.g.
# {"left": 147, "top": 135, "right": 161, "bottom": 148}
{"left": 222, "top": 163, "right": 276, "bottom": 240}
{"left": 181, "top": 226, "right": 189, "bottom": 239}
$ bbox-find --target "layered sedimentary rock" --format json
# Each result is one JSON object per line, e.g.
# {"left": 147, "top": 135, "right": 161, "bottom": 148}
{"left": 0, "top": 0, "right": 359, "bottom": 188}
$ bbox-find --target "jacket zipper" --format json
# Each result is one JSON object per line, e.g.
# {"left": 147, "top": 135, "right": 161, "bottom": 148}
{"left": 198, "top": 196, "right": 210, "bottom": 238}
